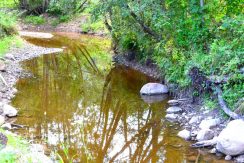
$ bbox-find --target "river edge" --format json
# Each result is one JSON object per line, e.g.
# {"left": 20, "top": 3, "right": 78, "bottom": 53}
{"left": 0, "top": 39, "right": 63, "bottom": 162}
{"left": 0, "top": 34, "right": 237, "bottom": 162}
{"left": 113, "top": 54, "right": 241, "bottom": 162}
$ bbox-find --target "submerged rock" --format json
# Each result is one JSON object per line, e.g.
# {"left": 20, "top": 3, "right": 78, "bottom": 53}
{"left": 166, "top": 106, "right": 182, "bottom": 114}
{"left": 178, "top": 129, "right": 191, "bottom": 140}
{"left": 216, "top": 119, "right": 244, "bottom": 156}
{"left": 199, "top": 118, "right": 220, "bottom": 129}
{"left": 140, "top": 83, "right": 168, "bottom": 95}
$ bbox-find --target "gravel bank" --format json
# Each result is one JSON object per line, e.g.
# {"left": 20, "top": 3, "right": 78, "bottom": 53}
{"left": 0, "top": 40, "right": 63, "bottom": 104}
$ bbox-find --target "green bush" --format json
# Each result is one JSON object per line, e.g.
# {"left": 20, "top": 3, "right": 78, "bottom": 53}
{"left": 0, "top": 12, "right": 17, "bottom": 37}
{"left": 24, "top": 15, "right": 46, "bottom": 25}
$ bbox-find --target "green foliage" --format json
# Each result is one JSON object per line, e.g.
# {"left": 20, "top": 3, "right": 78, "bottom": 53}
{"left": 82, "top": 17, "right": 106, "bottom": 33}
{"left": 91, "top": 0, "right": 243, "bottom": 110}
{"left": 0, "top": 12, "right": 17, "bottom": 37}
{"left": 0, "top": 0, "right": 18, "bottom": 8}
{"left": 24, "top": 15, "right": 46, "bottom": 25}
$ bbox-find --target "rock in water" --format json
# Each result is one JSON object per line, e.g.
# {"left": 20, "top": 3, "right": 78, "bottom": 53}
{"left": 3, "top": 104, "right": 18, "bottom": 117}
{"left": 216, "top": 120, "right": 244, "bottom": 156}
{"left": 166, "top": 106, "right": 182, "bottom": 114}
{"left": 140, "top": 83, "right": 168, "bottom": 95}
{"left": 178, "top": 129, "right": 191, "bottom": 140}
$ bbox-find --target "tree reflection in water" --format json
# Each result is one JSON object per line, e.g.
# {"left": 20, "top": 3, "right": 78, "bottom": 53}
{"left": 12, "top": 34, "right": 195, "bottom": 163}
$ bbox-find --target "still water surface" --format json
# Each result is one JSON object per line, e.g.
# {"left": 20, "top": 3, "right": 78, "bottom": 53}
{"left": 12, "top": 33, "right": 227, "bottom": 163}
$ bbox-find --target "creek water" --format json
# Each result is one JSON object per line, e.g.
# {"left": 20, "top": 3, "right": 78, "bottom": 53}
{"left": 11, "top": 33, "right": 227, "bottom": 163}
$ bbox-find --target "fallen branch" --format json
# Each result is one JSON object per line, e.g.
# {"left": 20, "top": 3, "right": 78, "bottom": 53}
{"left": 215, "top": 85, "right": 243, "bottom": 120}
{"left": 0, "top": 73, "right": 8, "bottom": 87}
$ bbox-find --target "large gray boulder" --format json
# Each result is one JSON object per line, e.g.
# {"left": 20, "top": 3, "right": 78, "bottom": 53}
{"left": 216, "top": 120, "right": 244, "bottom": 156}
{"left": 140, "top": 83, "right": 168, "bottom": 95}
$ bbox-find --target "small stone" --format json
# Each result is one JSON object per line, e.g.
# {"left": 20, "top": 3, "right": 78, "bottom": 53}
{"left": 167, "top": 100, "right": 179, "bottom": 106}
{"left": 196, "top": 129, "right": 214, "bottom": 141}
{"left": 199, "top": 118, "right": 220, "bottom": 129}
{"left": 189, "top": 116, "right": 202, "bottom": 124}
{"left": 225, "top": 155, "right": 232, "bottom": 161}
{"left": 177, "top": 129, "right": 191, "bottom": 140}
{"left": 191, "top": 131, "right": 198, "bottom": 137}
{"left": 209, "top": 148, "right": 217, "bottom": 154}
{"left": 3, "top": 104, "right": 18, "bottom": 117}
{"left": 165, "top": 114, "right": 178, "bottom": 121}
{"left": 166, "top": 106, "right": 182, "bottom": 114}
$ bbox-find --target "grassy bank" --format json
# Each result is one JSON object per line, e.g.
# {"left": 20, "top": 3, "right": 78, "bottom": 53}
{"left": 0, "top": 11, "right": 22, "bottom": 57}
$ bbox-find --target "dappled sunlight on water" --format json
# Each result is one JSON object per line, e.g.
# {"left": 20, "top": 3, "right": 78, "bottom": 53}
{"left": 12, "top": 33, "right": 228, "bottom": 163}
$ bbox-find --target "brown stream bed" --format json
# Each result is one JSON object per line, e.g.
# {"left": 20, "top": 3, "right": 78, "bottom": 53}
{"left": 11, "top": 33, "right": 227, "bottom": 163}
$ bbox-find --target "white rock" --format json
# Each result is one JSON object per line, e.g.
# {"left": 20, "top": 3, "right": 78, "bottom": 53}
{"left": 216, "top": 120, "right": 244, "bottom": 156}
{"left": 189, "top": 116, "right": 202, "bottom": 124}
{"left": 3, "top": 104, "right": 18, "bottom": 117}
{"left": 196, "top": 129, "right": 214, "bottom": 141}
{"left": 166, "top": 106, "right": 182, "bottom": 114}
{"left": 209, "top": 148, "right": 217, "bottom": 154}
{"left": 225, "top": 155, "right": 232, "bottom": 161}
{"left": 140, "top": 83, "right": 168, "bottom": 95}
{"left": 167, "top": 100, "right": 179, "bottom": 106}
{"left": 0, "top": 115, "right": 5, "bottom": 126}
{"left": 199, "top": 118, "right": 220, "bottom": 129}
{"left": 165, "top": 114, "right": 178, "bottom": 121}
{"left": 178, "top": 129, "right": 191, "bottom": 140}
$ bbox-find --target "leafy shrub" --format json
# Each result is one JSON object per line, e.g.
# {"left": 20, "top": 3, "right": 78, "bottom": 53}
{"left": 24, "top": 15, "right": 46, "bottom": 25}
{"left": 0, "top": 12, "right": 17, "bottom": 37}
